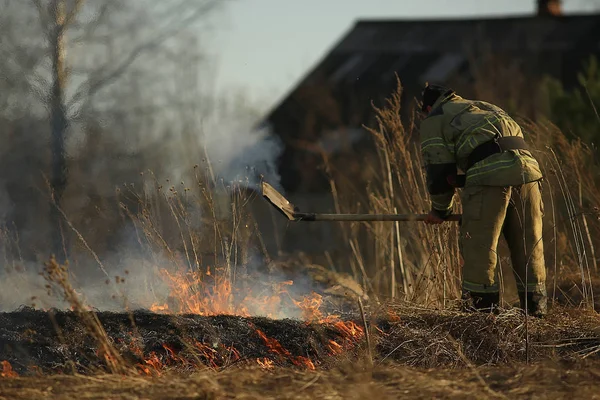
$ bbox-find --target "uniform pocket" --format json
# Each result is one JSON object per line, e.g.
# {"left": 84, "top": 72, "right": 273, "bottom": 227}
{"left": 460, "top": 186, "right": 484, "bottom": 221}
{"left": 537, "top": 181, "right": 545, "bottom": 217}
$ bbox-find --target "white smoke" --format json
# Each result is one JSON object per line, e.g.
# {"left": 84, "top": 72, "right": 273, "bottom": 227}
{"left": 0, "top": 235, "right": 172, "bottom": 312}
{"left": 202, "top": 120, "right": 283, "bottom": 193}
{"left": 0, "top": 121, "right": 293, "bottom": 314}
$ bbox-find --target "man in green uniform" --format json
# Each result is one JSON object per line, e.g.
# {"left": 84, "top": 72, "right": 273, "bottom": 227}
{"left": 419, "top": 83, "right": 547, "bottom": 317}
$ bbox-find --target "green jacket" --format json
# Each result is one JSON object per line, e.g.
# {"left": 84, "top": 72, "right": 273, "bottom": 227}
{"left": 420, "top": 93, "right": 543, "bottom": 216}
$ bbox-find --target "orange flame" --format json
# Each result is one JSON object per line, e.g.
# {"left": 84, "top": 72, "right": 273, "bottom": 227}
{"left": 292, "top": 292, "right": 325, "bottom": 322}
{"left": 145, "top": 265, "right": 368, "bottom": 369}
{"left": 150, "top": 268, "right": 242, "bottom": 316}
{"left": 387, "top": 310, "right": 401, "bottom": 322}
{"left": 150, "top": 268, "right": 297, "bottom": 318}
{"left": 291, "top": 291, "right": 365, "bottom": 356}
{"left": 149, "top": 265, "right": 355, "bottom": 327}
{"left": 130, "top": 331, "right": 242, "bottom": 375}
{"left": 328, "top": 340, "right": 343, "bottom": 355}
{"left": 333, "top": 320, "right": 363, "bottom": 338}
{"left": 292, "top": 292, "right": 346, "bottom": 325}
{"left": 257, "top": 357, "right": 274, "bottom": 370}
{"left": 255, "top": 329, "right": 316, "bottom": 370}
{"left": 137, "top": 352, "right": 163, "bottom": 376}
{"left": 0, "top": 361, "right": 17, "bottom": 378}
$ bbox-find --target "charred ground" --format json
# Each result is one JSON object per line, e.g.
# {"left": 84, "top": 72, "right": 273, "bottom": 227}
{"left": 0, "top": 303, "right": 599, "bottom": 376}
{"left": 0, "top": 308, "right": 356, "bottom": 374}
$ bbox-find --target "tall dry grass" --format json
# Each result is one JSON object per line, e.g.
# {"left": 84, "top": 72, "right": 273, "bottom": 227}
{"left": 2, "top": 78, "right": 599, "bottom": 317}
{"left": 316, "top": 79, "right": 461, "bottom": 308}
{"left": 34, "top": 76, "right": 598, "bottom": 316}
{"left": 1, "top": 77, "right": 600, "bottom": 380}
{"left": 316, "top": 77, "right": 600, "bottom": 311}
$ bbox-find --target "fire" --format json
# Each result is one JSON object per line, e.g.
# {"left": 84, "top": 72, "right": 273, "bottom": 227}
{"left": 137, "top": 352, "right": 163, "bottom": 376}
{"left": 255, "top": 329, "right": 316, "bottom": 370}
{"left": 292, "top": 292, "right": 350, "bottom": 325}
{"left": 333, "top": 320, "right": 362, "bottom": 338}
{"left": 149, "top": 266, "right": 358, "bottom": 329}
{"left": 257, "top": 358, "right": 274, "bottom": 370}
{"left": 130, "top": 333, "right": 242, "bottom": 376}
{"left": 149, "top": 304, "right": 169, "bottom": 313}
{"left": 292, "top": 292, "right": 326, "bottom": 322}
{"left": 150, "top": 268, "right": 295, "bottom": 318}
{"left": 386, "top": 310, "right": 401, "bottom": 322}
{"left": 150, "top": 268, "right": 242, "bottom": 316}
{"left": 328, "top": 340, "right": 343, "bottom": 355}
{"left": 144, "top": 265, "right": 367, "bottom": 371}
{"left": 291, "top": 292, "right": 365, "bottom": 355}
{"left": 0, "top": 361, "right": 17, "bottom": 378}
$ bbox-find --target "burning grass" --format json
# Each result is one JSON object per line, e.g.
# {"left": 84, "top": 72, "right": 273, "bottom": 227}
{"left": 0, "top": 306, "right": 599, "bottom": 400}
{"left": 1, "top": 257, "right": 600, "bottom": 399}
{"left": 0, "top": 307, "right": 364, "bottom": 375}
{"left": 0, "top": 75, "right": 599, "bottom": 399}
{"left": 0, "top": 302, "right": 599, "bottom": 377}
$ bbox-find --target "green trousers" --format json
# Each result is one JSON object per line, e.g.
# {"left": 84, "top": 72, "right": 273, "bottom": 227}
{"left": 459, "top": 181, "right": 547, "bottom": 296}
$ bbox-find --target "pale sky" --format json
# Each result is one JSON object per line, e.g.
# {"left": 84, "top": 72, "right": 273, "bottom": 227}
{"left": 210, "top": 0, "right": 598, "bottom": 112}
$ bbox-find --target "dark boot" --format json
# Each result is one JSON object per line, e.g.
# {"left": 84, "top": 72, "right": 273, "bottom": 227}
{"left": 461, "top": 290, "right": 500, "bottom": 313}
{"left": 518, "top": 291, "right": 548, "bottom": 318}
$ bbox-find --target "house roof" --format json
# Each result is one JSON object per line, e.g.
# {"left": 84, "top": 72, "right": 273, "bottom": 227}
{"left": 333, "top": 15, "right": 599, "bottom": 53}
{"left": 261, "top": 12, "right": 600, "bottom": 192}
{"left": 262, "top": 13, "right": 600, "bottom": 125}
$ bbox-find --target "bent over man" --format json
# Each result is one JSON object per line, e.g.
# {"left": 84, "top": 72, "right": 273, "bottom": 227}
{"left": 419, "top": 84, "right": 547, "bottom": 317}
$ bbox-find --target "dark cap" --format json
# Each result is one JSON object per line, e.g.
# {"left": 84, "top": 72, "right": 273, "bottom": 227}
{"left": 421, "top": 83, "right": 455, "bottom": 112}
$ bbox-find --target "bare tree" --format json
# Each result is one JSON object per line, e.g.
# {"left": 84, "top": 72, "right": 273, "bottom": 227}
{"left": 20, "top": 0, "right": 225, "bottom": 259}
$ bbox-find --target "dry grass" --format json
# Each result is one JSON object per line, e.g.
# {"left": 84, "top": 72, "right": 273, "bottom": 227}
{"left": 374, "top": 303, "right": 600, "bottom": 368}
{"left": 314, "top": 77, "right": 600, "bottom": 312}
{"left": 1, "top": 54, "right": 600, "bottom": 400}
{"left": 41, "top": 257, "right": 128, "bottom": 374}
{"left": 1, "top": 361, "right": 600, "bottom": 400}
{"left": 1, "top": 298, "right": 599, "bottom": 374}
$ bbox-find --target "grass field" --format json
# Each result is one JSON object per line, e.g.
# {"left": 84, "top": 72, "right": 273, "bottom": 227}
{"left": 1, "top": 81, "right": 599, "bottom": 399}
{"left": 2, "top": 360, "right": 600, "bottom": 400}
{"left": 1, "top": 303, "right": 599, "bottom": 399}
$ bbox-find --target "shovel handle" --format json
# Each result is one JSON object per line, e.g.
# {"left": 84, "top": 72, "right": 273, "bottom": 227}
{"left": 293, "top": 213, "right": 462, "bottom": 222}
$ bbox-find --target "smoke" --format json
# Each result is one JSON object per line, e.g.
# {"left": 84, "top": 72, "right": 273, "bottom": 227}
{"left": 0, "top": 225, "right": 173, "bottom": 312}
{"left": 0, "top": 108, "right": 293, "bottom": 313}
{"left": 0, "top": 0, "right": 307, "bottom": 316}
{"left": 0, "top": 246, "right": 319, "bottom": 320}
{"left": 200, "top": 118, "right": 284, "bottom": 193}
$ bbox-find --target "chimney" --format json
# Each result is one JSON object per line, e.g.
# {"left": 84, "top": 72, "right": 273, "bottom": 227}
{"left": 537, "top": 0, "right": 562, "bottom": 16}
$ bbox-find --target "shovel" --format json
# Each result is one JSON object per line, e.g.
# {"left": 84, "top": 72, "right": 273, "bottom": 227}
{"left": 261, "top": 181, "right": 461, "bottom": 222}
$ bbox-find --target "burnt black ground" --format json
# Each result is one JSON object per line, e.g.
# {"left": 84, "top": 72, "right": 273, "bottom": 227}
{"left": 0, "top": 308, "right": 355, "bottom": 375}
{"left": 1, "top": 305, "right": 599, "bottom": 377}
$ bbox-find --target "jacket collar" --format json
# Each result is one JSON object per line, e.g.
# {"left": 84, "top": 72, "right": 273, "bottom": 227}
{"left": 426, "top": 92, "right": 460, "bottom": 118}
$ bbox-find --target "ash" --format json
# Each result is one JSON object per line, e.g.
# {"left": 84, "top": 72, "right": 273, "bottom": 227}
{"left": 0, "top": 308, "right": 362, "bottom": 375}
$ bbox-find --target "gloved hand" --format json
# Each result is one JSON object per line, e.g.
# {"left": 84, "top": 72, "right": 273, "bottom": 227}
{"left": 424, "top": 210, "right": 446, "bottom": 225}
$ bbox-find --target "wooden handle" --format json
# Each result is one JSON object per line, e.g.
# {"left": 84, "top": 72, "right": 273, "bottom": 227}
{"left": 294, "top": 213, "right": 462, "bottom": 222}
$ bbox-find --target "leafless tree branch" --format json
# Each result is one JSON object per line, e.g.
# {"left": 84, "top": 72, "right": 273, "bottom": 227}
{"left": 71, "top": 2, "right": 111, "bottom": 45}
{"left": 1, "top": 4, "right": 49, "bottom": 99}
{"left": 30, "top": 0, "right": 49, "bottom": 34}
{"left": 64, "top": 0, "right": 85, "bottom": 26}
{"left": 67, "top": 0, "right": 222, "bottom": 111}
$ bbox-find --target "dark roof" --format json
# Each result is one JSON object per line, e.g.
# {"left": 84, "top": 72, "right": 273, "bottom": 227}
{"left": 333, "top": 15, "right": 599, "bottom": 53}
{"left": 261, "top": 13, "right": 600, "bottom": 192}
{"left": 263, "top": 13, "right": 600, "bottom": 123}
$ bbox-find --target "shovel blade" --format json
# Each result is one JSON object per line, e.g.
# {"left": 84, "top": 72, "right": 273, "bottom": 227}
{"left": 261, "top": 181, "right": 298, "bottom": 221}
